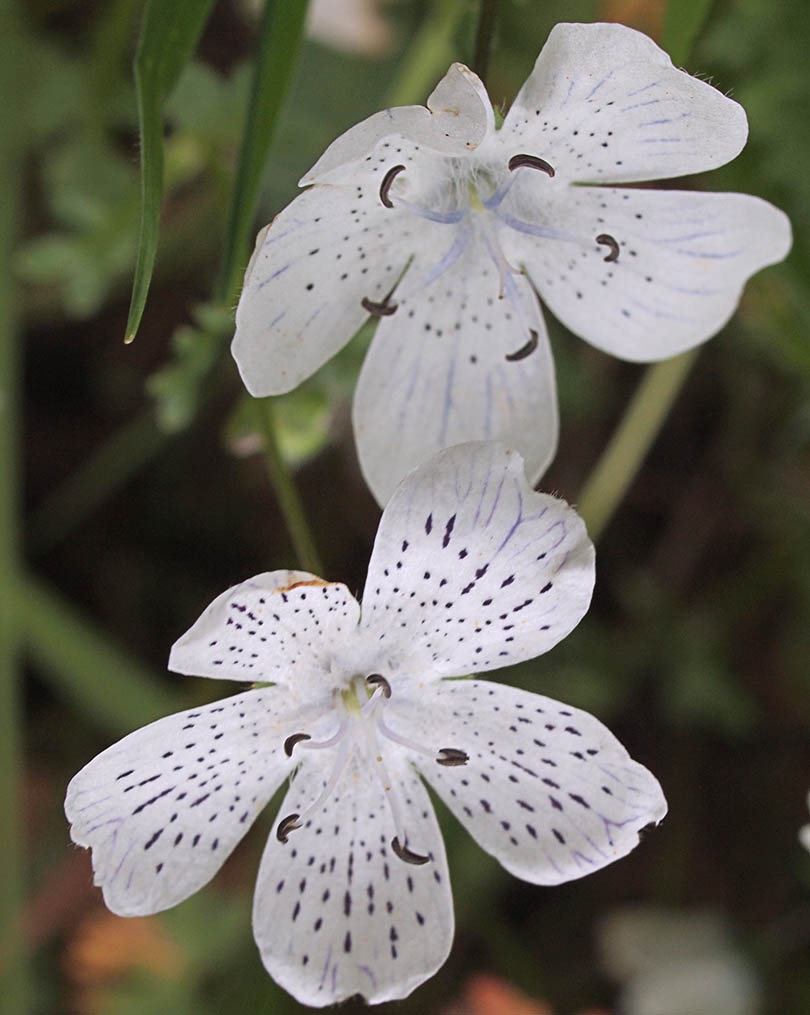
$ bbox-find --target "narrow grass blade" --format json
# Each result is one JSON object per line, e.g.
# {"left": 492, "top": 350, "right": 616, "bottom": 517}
{"left": 216, "top": 0, "right": 310, "bottom": 304}
{"left": 124, "top": 0, "right": 216, "bottom": 343}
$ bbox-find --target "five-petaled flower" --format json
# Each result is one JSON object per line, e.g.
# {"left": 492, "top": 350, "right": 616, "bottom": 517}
{"left": 66, "top": 443, "right": 666, "bottom": 1007}
{"left": 232, "top": 21, "right": 791, "bottom": 505}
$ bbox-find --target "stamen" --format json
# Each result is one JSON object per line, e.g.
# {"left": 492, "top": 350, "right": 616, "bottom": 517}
{"left": 361, "top": 296, "right": 398, "bottom": 317}
{"left": 294, "top": 720, "right": 347, "bottom": 752}
{"left": 276, "top": 813, "right": 301, "bottom": 843}
{"left": 391, "top": 836, "right": 430, "bottom": 865}
{"left": 376, "top": 713, "right": 436, "bottom": 758}
{"left": 366, "top": 673, "right": 392, "bottom": 698}
{"left": 436, "top": 747, "right": 469, "bottom": 767}
{"left": 505, "top": 329, "right": 539, "bottom": 362}
{"left": 379, "top": 165, "right": 406, "bottom": 209}
{"left": 596, "top": 233, "right": 620, "bottom": 262}
{"left": 284, "top": 733, "right": 311, "bottom": 757}
{"left": 481, "top": 225, "right": 522, "bottom": 300}
{"left": 508, "top": 154, "right": 556, "bottom": 177}
{"left": 277, "top": 736, "right": 352, "bottom": 848}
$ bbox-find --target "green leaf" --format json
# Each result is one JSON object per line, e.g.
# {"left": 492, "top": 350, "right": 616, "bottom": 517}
{"left": 125, "top": 0, "right": 216, "bottom": 343}
{"left": 216, "top": 0, "right": 310, "bottom": 304}
{"left": 662, "top": 0, "right": 716, "bottom": 66}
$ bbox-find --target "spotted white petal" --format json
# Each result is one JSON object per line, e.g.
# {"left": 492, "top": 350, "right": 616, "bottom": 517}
{"left": 504, "top": 22, "right": 748, "bottom": 184}
{"left": 302, "top": 63, "right": 492, "bottom": 186}
{"left": 391, "top": 679, "right": 666, "bottom": 885}
{"left": 254, "top": 749, "right": 453, "bottom": 1006}
{"left": 505, "top": 188, "right": 793, "bottom": 361}
{"left": 65, "top": 689, "right": 298, "bottom": 916}
{"left": 360, "top": 442, "right": 594, "bottom": 680}
{"left": 169, "top": 571, "right": 360, "bottom": 700}
{"left": 353, "top": 230, "right": 558, "bottom": 505}
{"left": 232, "top": 185, "right": 414, "bottom": 396}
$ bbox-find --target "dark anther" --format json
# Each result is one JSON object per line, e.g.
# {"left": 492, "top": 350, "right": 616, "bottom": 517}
{"left": 391, "top": 836, "right": 430, "bottom": 865}
{"left": 366, "top": 673, "right": 392, "bottom": 699}
{"left": 596, "top": 233, "right": 620, "bottom": 262}
{"left": 436, "top": 747, "right": 469, "bottom": 767}
{"left": 277, "top": 813, "right": 301, "bottom": 844}
{"left": 508, "top": 154, "right": 555, "bottom": 178}
{"left": 505, "top": 329, "right": 539, "bottom": 362}
{"left": 362, "top": 296, "right": 398, "bottom": 317}
{"left": 284, "top": 733, "right": 311, "bottom": 757}
{"left": 379, "top": 165, "right": 406, "bottom": 208}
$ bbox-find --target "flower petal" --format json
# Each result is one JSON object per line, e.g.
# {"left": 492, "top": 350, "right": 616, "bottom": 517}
{"left": 65, "top": 689, "right": 297, "bottom": 916}
{"left": 253, "top": 750, "right": 453, "bottom": 1006}
{"left": 169, "top": 571, "right": 360, "bottom": 697}
{"left": 503, "top": 22, "right": 747, "bottom": 183}
{"left": 302, "top": 63, "right": 492, "bottom": 185}
{"left": 394, "top": 679, "right": 666, "bottom": 885}
{"left": 360, "top": 442, "right": 594, "bottom": 680}
{"left": 353, "top": 231, "right": 559, "bottom": 506}
{"left": 232, "top": 185, "right": 414, "bottom": 396}
{"left": 505, "top": 187, "right": 792, "bottom": 360}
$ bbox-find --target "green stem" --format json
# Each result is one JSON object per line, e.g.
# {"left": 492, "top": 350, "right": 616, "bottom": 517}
{"left": 576, "top": 0, "right": 714, "bottom": 543}
{"left": 577, "top": 350, "right": 699, "bottom": 542}
{"left": 255, "top": 398, "right": 324, "bottom": 575}
{"left": 385, "top": 0, "right": 465, "bottom": 106}
{"left": 471, "top": 0, "right": 500, "bottom": 83}
{"left": 0, "top": 5, "right": 26, "bottom": 1006}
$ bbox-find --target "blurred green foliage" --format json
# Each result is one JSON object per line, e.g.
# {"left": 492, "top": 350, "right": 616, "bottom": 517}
{"left": 8, "top": 0, "right": 810, "bottom": 1013}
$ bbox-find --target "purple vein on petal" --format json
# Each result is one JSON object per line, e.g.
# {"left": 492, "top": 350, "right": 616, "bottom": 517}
{"left": 495, "top": 485, "right": 525, "bottom": 555}
{"left": 484, "top": 469, "right": 507, "bottom": 528}
{"left": 494, "top": 210, "right": 577, "bottom": 244}
{"left": 303, "top": 305, "right": 325, "bottom": 331}
{"left": 438, "top": 355, "right": 456, "bottom": 445}
{"left": 625, "top": 81, "right": 660, "bottom": 97}
{"left": 585, "top": 75, "right": 611, "bottom": 100}
{"left": 672, "top": 248, "right": 741, "bottom": 260}
{"left": 620, "top": 98, "right": 664, "bottom": 112}
{"left": 256, "top": 263, "right": 291, "bottom": 290}
{"left": 472, "top": 461, "right": 493, "bottom": 529}
{"left": 397, "top": 224, "right": 472, "bottom": 301}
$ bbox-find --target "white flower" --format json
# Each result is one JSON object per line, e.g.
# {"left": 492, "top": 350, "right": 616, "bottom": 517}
{"left": 232, "top": 22, "right": 791, "bottom": 506}
{"left": 65, "top": 442, "right": 666, "bottom": 1007}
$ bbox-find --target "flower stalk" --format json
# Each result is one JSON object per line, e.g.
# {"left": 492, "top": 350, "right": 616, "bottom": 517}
{"left": 471, "top": 0, "right": 500, "bottom": 83}
{"left": 577, "top": 349, "right": 699, "bottom": 542}
{"left": 254, "top": 397, "right": 323, "bottom": 575}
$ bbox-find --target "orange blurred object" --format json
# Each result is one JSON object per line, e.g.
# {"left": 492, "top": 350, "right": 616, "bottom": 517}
{"left": 464, "top": 973, "right": 554, "bottom": 1015}
{"left": 64, "top": 909, "right": 186, "bottom": 986}
{"left": 599, "top": 0, "right": 666, "bottom": 40}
